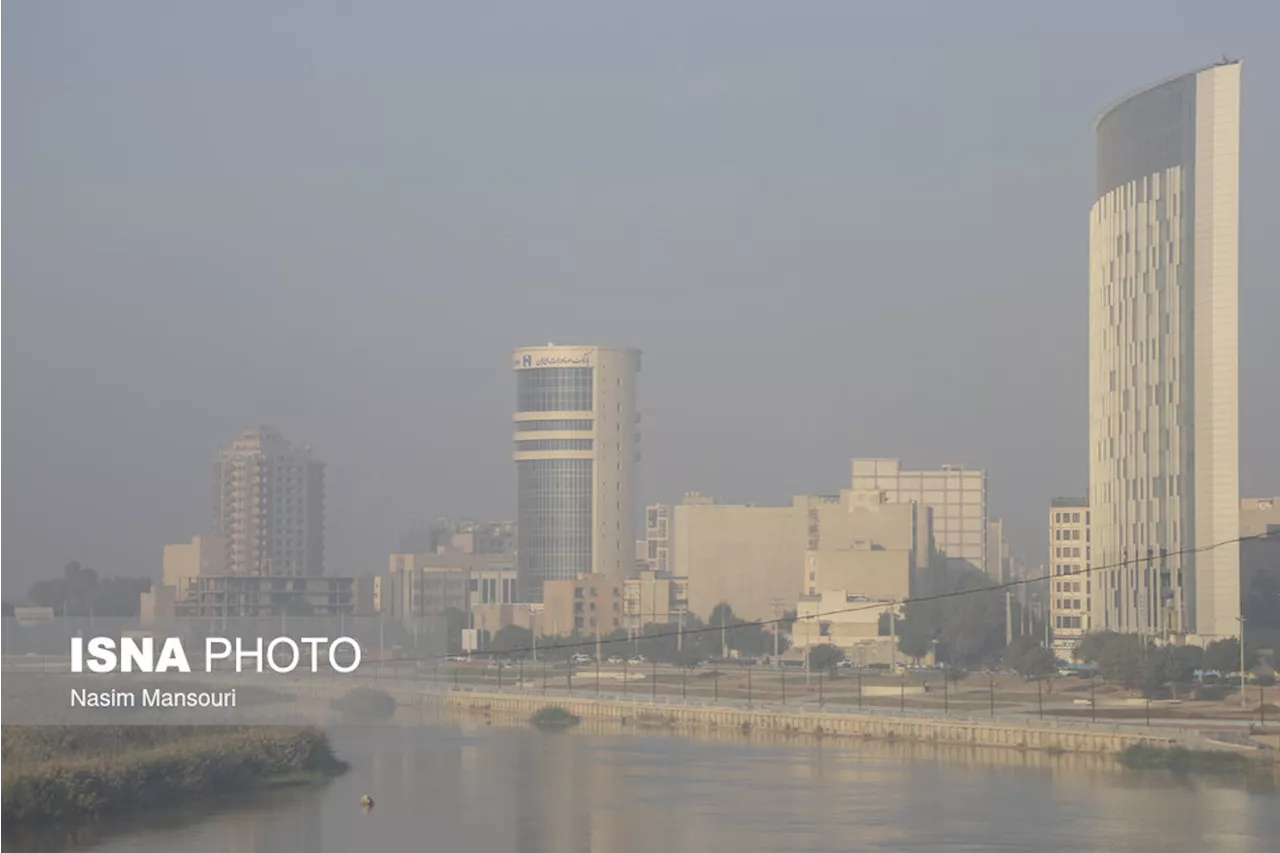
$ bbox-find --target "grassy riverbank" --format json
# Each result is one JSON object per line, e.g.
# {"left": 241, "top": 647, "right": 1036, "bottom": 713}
{"left": 2, "top": 726, "right": 348, "bottom": 828}
{"left": 1117, "top": 743, "right": 1276, "bottom": 777}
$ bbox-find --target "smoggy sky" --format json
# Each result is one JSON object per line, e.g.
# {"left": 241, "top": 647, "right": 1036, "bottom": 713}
{"left": 5, "top": 1, "right": 1279, "bottom": 591}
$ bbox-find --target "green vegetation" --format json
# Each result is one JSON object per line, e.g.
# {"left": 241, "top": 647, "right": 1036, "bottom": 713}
{"left": 24, "top": 561, "right": 151, "bottom": 618}
{"left": 1073, "top": 632, "right": 1261, "bottom": 697}
{"left": 1002, "top": 636, "right": 1057, "bottom": 679}
{"left": 530, "top": 706, "right": 581, "bottom": 731}
{"left": 1116, "top": 743, "right": 1269, "bottom": 775}
{"left": 807, "top": 643, "right": 845, "bottom": 674}
{"left": 897, "top": 569, "right": 1011, "bottom": 666}
{"left": 331, "top": 687, "right": 397, "bottom": 720}
{"left": 2, "top": 725, "right": 347, "bottom": 827}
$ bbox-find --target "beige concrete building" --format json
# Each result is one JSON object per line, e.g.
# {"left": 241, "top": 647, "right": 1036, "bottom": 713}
{"left": 674, "top": 495, "right": 808, "bottom": 624}
{"left": 677, "top": 483, "right": 932, "bottom": 624}
{"left": 541, "top": 573, "right": 624, "bottom": 637}
{"left": 792, "top": 591, "right": 898, "bottom": 665}
{"left": 382, "top": 552, "right": 516, "bottom": 618}
{"left": 851, "top": 458, "right": 988, "bottom": 576}
{"left": 1088, "top": 62, "right": 1242, "bottom": 641}
{"left": 1049, "top": 497, "right": 1091, "bottom": 652}
{"left": 471, "top": 602, "right": 541, "bottom": 634}
{"left": 643, "top": 503, "right": 675, "bottom": 573}
{"left": 160, "top": 535, "right": 226, "bottom": 601}
{"left": 174, "top": 574, "right": 358, "bottom": 619}
{"left": 1239, "top": 499, "right": 1280, "bottom": 596}
{"left": 513, "top": 345, "right": 641, "bottom": 601}
{"left": 622, "top": 569, "right": 689, "bottom": 633}
{"left": 802, "top": 492, "right": 924, "bottom": 602}
{"left": 214, "top": 426, "right": 325, "bottom": 577}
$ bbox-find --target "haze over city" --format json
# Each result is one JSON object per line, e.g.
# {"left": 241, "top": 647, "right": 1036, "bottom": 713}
{"left": 6, "top": 1, "right": 1280, "bottom": 590}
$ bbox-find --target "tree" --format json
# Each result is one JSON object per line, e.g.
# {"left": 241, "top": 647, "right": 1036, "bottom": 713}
{"left": 489, "top": 625, "right": 533, "bottom": 657}
{"left": 1203, "top": 637, "right": 1257, "bottom": 675}
{"left": 1163, "top": 645, "right": 1202, "bottom": 694}
{"left": 1072, "top": 632, "right": 1150, "bottom": 688}
{"left": 1003, "top": 636, "right": 1056, "bottom": 678}
{"left": 26, "top": 562, "right": 150, "bottom": 617}
{"left": 702, "top": 603, "right": 779, "bottom": 658}
{"left": 896, "top": 568, "right": 1007, "bottom": 667}
{"left": 807, "top": 643, "right": 844, "bottom": 673}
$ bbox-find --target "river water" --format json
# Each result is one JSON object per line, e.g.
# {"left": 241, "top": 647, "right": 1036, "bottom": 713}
{"left": 10, "top": 719, "right": 1279, "bottom": 853}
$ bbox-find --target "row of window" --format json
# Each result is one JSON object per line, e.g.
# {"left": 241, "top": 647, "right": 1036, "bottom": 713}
{"left": 515, "top": 439, "right": 594, "bottom": 452}
{"left": 517, "top": 368, "right": 593, "bottom": 412}
{"left": 1054, "top": 616, "right": 1084, "bottom": 630}
{"left": 1054, "top": 546, "right": 1085, "bottom": 559}
{"left": 516, "top": 419, "right": 593, "bottom": 431}
{"left": 1054, "top": 528, "right": 1084, "bottom": 541}
{"left": 1053, "top": 511, "right": 1087, "bottom": 524}
{"left": 1056, "top": 598, "right": 1084, "bottom": 611}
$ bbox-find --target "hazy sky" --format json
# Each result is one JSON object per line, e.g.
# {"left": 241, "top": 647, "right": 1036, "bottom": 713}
{"left": 5, "top": 2, "right": 1279, "bottom": 591}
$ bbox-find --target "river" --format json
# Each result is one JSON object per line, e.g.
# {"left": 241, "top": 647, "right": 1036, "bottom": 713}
{"left": 9, "top": 718, "right": 1278, "bottom": 853}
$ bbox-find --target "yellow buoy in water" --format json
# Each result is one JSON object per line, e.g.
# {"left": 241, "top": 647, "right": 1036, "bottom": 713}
{"left": 360, "top": 795, "right": 375, "bottom": 810}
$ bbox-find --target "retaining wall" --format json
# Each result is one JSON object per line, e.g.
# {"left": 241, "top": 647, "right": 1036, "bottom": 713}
{"left": 443, "top": 690, "right": 1177, "bottom": 754}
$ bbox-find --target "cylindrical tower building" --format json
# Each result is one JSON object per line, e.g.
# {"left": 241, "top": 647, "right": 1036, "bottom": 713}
{"left": 512, "top": 345, "right": 641, "bottom": 602}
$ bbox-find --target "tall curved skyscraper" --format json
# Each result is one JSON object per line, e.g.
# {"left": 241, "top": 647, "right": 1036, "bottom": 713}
{"left": 1088, "top": 61, "right": 1241, "bottom": 640}
{"left": 512, "top": 345, "right": 640, "bottom": 602}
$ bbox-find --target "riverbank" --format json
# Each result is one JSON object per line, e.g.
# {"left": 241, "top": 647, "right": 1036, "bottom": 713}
{"left": 1, "top": 726, "right": 348, "bottom": 828}
{"left": 444, "top": 689, "right": 1181, "bottom": 754}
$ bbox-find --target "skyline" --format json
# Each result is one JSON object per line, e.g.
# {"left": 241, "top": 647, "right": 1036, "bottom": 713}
{"left": 6, "top": 3, "right": 1280, "bottom": 589}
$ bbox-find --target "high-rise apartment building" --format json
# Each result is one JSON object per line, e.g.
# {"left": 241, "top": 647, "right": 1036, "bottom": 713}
{"left": 1088, "top": 62, "right": 1241, "bottom": 640}
{"left": 512, "top": 345, "right": 640, "bottom": 602}
{"left": 1049, "top": 497, "right": 1091, "bottom": 652}
{"left": 850, "top": 459, "right": 987, "bottom": 576}
{"left": 213, "top": 426, "right": 325, "bottom": 576}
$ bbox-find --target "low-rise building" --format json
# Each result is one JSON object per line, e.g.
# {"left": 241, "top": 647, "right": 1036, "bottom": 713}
{"left": 622, "top": 570, "right": 688, "bottom": 633}
{"left": 792, "top": 591, "right": 900, "bottom": 665}
{"left": 161, "top": 535, "right": 227, "bottom": 601}
{"left": 382, "top": 552, "right": 517, "bottom": 619}
{"left": 1241, "top": 498, "right": 1280, "bottom": 626}
{"left": 541, "top": 573, "right": 623, "bottom": 637}
{"left": 174, "top": 575, "right": 359, "bottom": 619}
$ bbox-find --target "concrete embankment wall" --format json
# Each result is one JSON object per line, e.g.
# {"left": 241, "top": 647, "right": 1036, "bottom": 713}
{"left": 442, "top": 690, "right": 1175, "bottom": 754}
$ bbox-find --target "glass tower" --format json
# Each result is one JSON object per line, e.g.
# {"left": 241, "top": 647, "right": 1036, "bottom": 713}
{"left": 513, "top": 346, "right": 640, "bottom": 602}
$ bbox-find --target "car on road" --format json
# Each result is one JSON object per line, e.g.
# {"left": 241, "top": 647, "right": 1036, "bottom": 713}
{"left": 607, "top": 656, "right": 624, "bottom": 665}
{"left": 570, "top": 653, "right": 593, "bottom": 665}
{"left": 627, "top": 656, "right": 646, "bottom": 666}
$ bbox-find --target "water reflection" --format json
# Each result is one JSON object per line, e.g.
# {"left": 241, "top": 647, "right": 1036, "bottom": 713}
{"left": 5, "top": 719, "right": 1277, "bottom": 853}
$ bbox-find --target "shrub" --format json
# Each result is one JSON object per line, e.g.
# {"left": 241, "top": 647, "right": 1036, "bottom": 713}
{"left": 331, "top": 687, "right": 397, "bottom": 721}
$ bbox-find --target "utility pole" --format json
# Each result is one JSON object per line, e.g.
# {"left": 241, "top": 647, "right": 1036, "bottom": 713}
{"left": 1238, "top": 615, "right": 1248, "bottom": 708}
{"left": 721, "top": 607, "right": 728, "bottom": 660}
{"left": 889, "top": 603, "right": 897, "bottom": 673}
{"left": 677, "top": 609, "right": 684, "bottom": 652}
{"left": 770, "top": 597, "right": 787, "bottom": 661}
{"left": 1005, "top": 590, "right": 1013, "bottom": 646}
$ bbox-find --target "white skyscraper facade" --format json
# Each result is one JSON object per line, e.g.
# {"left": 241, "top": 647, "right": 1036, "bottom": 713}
{"left": 1088, "top": 62, "right": 1241, "bottom": 640}
{"left": 513, "top": 345, "right": 640, "bottom": 602}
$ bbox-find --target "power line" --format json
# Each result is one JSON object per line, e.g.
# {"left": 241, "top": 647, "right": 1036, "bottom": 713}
{"left": 382, "top": 531, "right": 1272, "bottom": 664}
